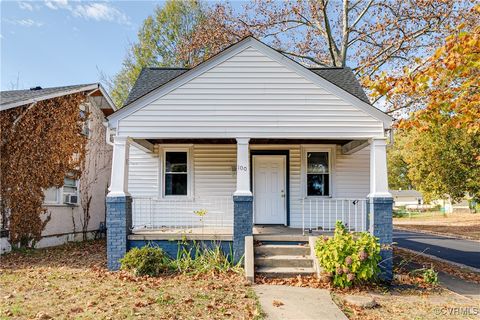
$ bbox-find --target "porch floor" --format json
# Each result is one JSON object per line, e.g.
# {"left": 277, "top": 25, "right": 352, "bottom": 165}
{"left": 128, "top": 225, "right": 333, "bottom": 242}
{"left": 128, "top": 227, "right": 233, "bottom": 241}
{"left": 253, "top": 225, "right": 333, "bottom": 242}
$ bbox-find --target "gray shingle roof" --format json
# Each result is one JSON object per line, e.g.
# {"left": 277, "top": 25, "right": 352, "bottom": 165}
{"left": 310, "top": 68, "right": 370, "bottom": 104}
{"left": 124, "top": 66, "right": 370, "bottom": 107}
{"left": 0, "top": 84, "right": 97, "bottom": 110}
{"left": 124, "top": 68, "right": 188, "bottom": 106}
{"left": 390, "top": 190, "right": 423, "bottom": 197}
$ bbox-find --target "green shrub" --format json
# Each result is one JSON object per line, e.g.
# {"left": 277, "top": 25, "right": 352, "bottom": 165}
{"left": 171, "top": 242, "right": 241, "bottom": 275}
{"left": 315, "top": 221, "right": 381, "bottom": 288}
{"left": 411, "top": 266, "right": 439, "bottom": 285}
{"left": 422, "top": 267, "right": 439, "bottom": 285}
{"left": 393, "top": 208, "right": 407, "bottom": 218}
{"left": 120, "top": 246, "right": 171, "bottom": 276}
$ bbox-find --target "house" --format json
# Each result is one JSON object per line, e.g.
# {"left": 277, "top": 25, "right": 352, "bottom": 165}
{"left": 106, "top": 37, "right": 394, "bottom": 280}
{"left": 391, "top": 189, "right": 472, "bottom": 213}
{"left": 0, "top": 84, "right": 115, "bottom": 253}
{"left": 390, "top": 189, "right": 424, "bottom": 208}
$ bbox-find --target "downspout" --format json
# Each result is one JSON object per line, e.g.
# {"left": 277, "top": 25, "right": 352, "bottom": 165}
{"left": 103, "top": 122, "right": 114, "bottom": 146}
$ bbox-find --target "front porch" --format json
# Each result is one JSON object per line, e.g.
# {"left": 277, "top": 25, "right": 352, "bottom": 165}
{"left": 107, "top": 137, "right": 392, "bottom": 275}
{"left": 128, "top": 196, "right": 368, "bottom": 241}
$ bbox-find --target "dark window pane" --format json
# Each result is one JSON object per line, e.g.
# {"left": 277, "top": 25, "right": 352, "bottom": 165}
{"left": 307, "top": 152, "right": 329, "bottom": 174}
{"left": 165, "top": 174, "right": 188, "bottom": 195}
{"left": 166, "top": 152, "right": 187, "bottom": 173}
{"left": 307, "top": 174, "right": 329, "bottom": 196}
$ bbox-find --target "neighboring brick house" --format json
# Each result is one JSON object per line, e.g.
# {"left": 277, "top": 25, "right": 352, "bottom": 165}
{"left": 0, "top": 84, "right": 116, "bottom": 253}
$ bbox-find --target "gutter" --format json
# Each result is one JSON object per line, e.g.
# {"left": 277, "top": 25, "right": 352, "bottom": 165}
{"left": 0, "top": 84, "right": 99, "bottom": 112}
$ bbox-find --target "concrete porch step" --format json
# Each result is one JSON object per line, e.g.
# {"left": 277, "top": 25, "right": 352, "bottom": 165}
{"left": 255, "top": 244, "right": 310, "bottom": 256}
{"left": 254, "top": 234, "right": 308, "bottom": 242}
{"left": 256, "top": 266, "right": 316, "bottom": 278}
{"left": 255, "top": 255, "right": 313, "bottom": 268}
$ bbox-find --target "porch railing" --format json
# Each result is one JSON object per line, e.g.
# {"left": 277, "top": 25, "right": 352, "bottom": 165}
{"left": 301, "top": 198, "right": 368, "bottom": 233}
{"left": 132, "top": 197, "right": 233, "bottom": 234}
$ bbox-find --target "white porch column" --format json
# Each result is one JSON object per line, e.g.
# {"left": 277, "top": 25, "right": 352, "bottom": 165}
{"left": 367, "top": 138, "right": 391, "bottom": 198}
{"left": 108, "top": 136, "right": 130, "bottom": 197}
{"left": 234, "top": 138, "right": 252, "bottom": 196}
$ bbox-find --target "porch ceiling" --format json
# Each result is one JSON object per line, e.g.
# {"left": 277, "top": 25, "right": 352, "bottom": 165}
{"left": 146, "top": 138, "right": 353, "bottom": 145}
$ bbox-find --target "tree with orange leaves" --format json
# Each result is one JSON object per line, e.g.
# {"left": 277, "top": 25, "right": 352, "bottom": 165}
{"left": 371, "top": 22, "right": 479, "bottom": 202}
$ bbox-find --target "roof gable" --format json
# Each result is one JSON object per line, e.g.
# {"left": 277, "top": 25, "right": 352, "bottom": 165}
{"left": 0, "top": 83, "right": 116, "bottom": 112}
{"left": 109, "top": 37, "right": 392, "bottom": 127}
{"left": 125, "top": 67, "right": 370, "bottom": 107}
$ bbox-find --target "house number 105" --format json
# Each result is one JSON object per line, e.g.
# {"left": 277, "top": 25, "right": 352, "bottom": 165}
{"left": 237, "top": 165, "right": 248, "bottom": 172}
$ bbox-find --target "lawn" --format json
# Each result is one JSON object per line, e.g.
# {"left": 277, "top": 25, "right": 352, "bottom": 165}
{"left": 393, "top": 212, "right": 480, "bottom": 240}
{"left": 0, "top": 240, "right": 262, "bottom": 320}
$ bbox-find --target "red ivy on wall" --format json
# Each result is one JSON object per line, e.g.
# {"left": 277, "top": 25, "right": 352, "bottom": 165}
{"left": 0, "top": 93, "right": 88, "bottom": 247}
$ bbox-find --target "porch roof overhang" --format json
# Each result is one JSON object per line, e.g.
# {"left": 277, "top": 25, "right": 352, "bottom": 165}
{"left": 145, "top": 138, "right": 353, "bottom": 145}
{"left": 131, "top": 137, "right": 370, "bottom": 154}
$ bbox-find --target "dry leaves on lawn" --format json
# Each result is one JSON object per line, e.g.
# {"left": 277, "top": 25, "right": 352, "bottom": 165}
{"left": 272, "top": 300, "right": 284, "bottom": 307}
{"left": 395, "top": 247, "right": 480, "bottom": 284}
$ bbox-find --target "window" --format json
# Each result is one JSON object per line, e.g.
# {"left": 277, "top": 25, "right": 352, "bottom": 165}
{"left": 43, "top": 177, "right": 79, "bottom": 205}
{"left": 44, "top": 187, "right": 60, "bottom": 204}
{"left": 306, "top": 151, "right": 330, "bottom": 196}
{"left": 62, "top": 177, "right": 78, "bottom": 203}
{"left": 164, "top": 151, "right": 188, "bottom": 196}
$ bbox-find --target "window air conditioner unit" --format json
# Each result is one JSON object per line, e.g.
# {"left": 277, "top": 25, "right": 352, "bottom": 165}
{"left": 64, "top": 194, "right": 78, "bottom": 205}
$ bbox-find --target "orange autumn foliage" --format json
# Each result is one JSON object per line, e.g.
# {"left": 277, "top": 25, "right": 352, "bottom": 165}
{"left": 371, "top": 22, "right": 480, "bottom": 202}
{"left": 0, "top": 93, "right": 88, "bottom": 247}
{"left": 370, "top": 23, "right": 480, "bottom": 132}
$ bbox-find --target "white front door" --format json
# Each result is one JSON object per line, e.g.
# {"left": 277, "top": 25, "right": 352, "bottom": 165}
{"left": 253, "top": 155, "right": 286, "bottom": 224}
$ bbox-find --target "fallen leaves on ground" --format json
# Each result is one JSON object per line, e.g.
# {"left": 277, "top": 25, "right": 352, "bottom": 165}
{"left": 0, "top": 240, "right": 261, "bottom": 320}
{"left": 272, "top": 300, "right": 284, "bottom": 307}
{"left": 395, "top": 247, "right": 480, "bottom": 284}
{"left": 394, "top": 212, "right": 480, "bottom": 240}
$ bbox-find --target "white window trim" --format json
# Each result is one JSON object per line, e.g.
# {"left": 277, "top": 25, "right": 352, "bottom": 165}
{"left": 301, "top": 145, "right": 336, "bottom": 199}
{"left": 159, "top": 145, "right": 194, "bottom": 199}
{"left": 43, "top": 179, "right": 80, "bottom": 207}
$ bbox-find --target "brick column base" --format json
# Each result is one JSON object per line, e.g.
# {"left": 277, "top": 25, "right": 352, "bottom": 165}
{"left": 233, "top": 195, "right": 253, "bottom": 263}
{"left": 106, "top": 196, "right": 132, "bottom": 271}
{"left": 369, "top": 197, "right": 393, "bottom": 282}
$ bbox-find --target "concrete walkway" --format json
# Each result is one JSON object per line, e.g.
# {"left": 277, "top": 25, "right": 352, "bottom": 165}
{"left": 254, "top": 285, "right": 347, "bottom": 320}
{"left": 393, "top": 229, "right": 480, "bottom": 269}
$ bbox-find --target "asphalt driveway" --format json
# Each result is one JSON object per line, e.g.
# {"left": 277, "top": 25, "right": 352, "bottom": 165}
{"left": 393, "top": 229, "right": 480, "bottom": 269}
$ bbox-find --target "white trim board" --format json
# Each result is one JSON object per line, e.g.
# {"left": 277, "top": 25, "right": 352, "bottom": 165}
{"left": 108, "top": 37, "right": 393, "bottom": 129}
{"left": 1, "top": 83, "right": 116, "bottom": 112}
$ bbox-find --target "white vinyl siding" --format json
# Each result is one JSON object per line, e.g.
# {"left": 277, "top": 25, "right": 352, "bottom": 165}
{"left": 334, "top": 146, "right": 370, "bottom": 198}
{"left": 127, "top": 145, "right": 159, "bottom": 197}
{"left": 194, "top": 145, "right": 237, "bottom": 198}
{"left": 128, "top": 144, "right": 237, "bottom": 199}
{"left": 118, "top": 47, "right": 384, "bottom": 139}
